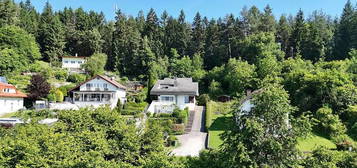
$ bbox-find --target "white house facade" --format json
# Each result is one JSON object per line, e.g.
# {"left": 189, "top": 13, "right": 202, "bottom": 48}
{"left": 147, "top": 78, "right": 199, "bottom": 114}
{"left": 68, "top": 75, "right": 126, "bottom": 109}
{"left": 61, "top": 56, "right": 86, "bottom": 71}
{"left": 0, "top": 81, "right": 27, "bottom": 116}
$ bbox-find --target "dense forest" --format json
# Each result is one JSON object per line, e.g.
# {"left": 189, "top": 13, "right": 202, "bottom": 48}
{"left": 1, "top": 0, "right": 357, "bottom": 167}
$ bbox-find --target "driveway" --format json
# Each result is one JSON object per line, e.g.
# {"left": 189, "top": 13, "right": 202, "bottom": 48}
{"left": 171, "top": 106, "right": 207, "bottom": 156}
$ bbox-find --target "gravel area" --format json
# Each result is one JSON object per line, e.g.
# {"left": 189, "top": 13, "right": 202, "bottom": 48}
{"left": 172, "top": 106, "right": 207, "bottom": 156}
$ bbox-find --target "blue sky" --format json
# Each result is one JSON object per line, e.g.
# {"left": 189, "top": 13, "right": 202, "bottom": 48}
{"left": 16, "top": 0, "right": 351, "bottom": 21}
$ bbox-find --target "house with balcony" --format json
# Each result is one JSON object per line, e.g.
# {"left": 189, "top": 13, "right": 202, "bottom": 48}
{"left": 147, "top": 78, "right": 198, "bottom": 114}
{"left": 67, "top": 75, "right": 126, "bottom": 109}
{"left": 0, "top": 77, "right": 27, "bottom": 116}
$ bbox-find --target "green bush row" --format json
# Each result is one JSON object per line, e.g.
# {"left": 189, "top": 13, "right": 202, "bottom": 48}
{"left": 120, "top": 102, "right": 148, "bottom": 115}
{"left": 205, "top": 101, "right": 213, "bottom": 131}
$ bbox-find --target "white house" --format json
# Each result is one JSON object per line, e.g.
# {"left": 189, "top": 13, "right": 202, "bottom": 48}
{"left": 61, "top": 55, "right": 86, "bottom": 72}
{"left": 68, "top": 75, "right": 126, "bottom": 109}
{"left": 148, "top": 78, "right": 199, "bottom": 114}
{"left": 236, "top": 89, "right": 290, "bottom": 127}
{"left": 0, "top": 80, "right": 27, "bottom": 116}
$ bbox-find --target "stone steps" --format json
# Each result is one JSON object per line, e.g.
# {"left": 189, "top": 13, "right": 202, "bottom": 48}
{"left": 184, "top": 111, "right": 195, "bottom": 133}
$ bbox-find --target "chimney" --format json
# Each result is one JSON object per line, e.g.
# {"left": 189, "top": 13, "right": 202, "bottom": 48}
{"left": 75, "top": 53, "right": 78, "bottom": 57}
{"left": 110, "top": 77, "right": 115, "bottom": 81}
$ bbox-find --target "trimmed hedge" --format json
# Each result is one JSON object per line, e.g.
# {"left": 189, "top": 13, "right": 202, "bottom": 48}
{"left": 121, "top": 102, "right": 148, "bottom": 115}
{"left": 205, "top": 101, "right": 213, "bottom": 131}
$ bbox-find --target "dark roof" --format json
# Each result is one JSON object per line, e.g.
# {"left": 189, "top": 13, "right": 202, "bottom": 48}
{"left": 150, "top": 78, "right": 199, "bottom": 96}
{"left": 69, "top": 75, "right": 126, "bottom": 92}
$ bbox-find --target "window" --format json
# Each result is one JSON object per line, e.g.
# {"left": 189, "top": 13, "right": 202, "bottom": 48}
{"left": 161, "top": 96, "right": 174, "bottom": 102}
{"left": 71, "top": 61, "right": 75, "bottom": 64}
{"left": 86, "top": 83, "right": 92, "bottom": 90}
{"left": 103, "top": 83, "right": 108, "bottom": 90}
{"left": 184, "top": 96, "right": 189, "bottom": 103}
{"left": 64, "top": 61, "right": 69, "bottom": 63}
{"left": 78, "top": 61, "right": 82, "bottom": 64}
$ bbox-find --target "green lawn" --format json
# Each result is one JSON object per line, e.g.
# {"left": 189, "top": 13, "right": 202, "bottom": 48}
{"left": 297, "top": 132, "right": 336, "bottom": 152}
{"left": 0, "top": 112, "right": 18, "bottom": 118}
{"left": 207, "top": 101, "right": 234, "bottom": 149}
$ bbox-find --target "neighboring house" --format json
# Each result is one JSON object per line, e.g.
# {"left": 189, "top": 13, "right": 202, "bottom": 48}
{"left": 236, "top": 89, "right": 289, "bottom": 127}
{"left": 67, "top": 75, "right": 126, "bottom": 109}
{"left": 61, "top": 55, "right": 86, "bottom": 72}
{"left": 148, "top": 78, "right": 199, "bottom": 114}
{"left": 0, "top": 81, "right": 27, "bottom": 116}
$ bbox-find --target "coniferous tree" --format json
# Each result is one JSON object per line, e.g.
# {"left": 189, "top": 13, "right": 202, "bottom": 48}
{"left": 259, "top": 5, "right": 276, "bottom": 33}
{"left": 0, "top": 0, "right": 18, "bottom": 26}
{"left": 242, "top": 6, "right": 261, "bottom": 35}
{"left": 333, "top": 0, "right": 355, "bottom": 60}
{"left": 190, "top": 12, "right": 205, "bottom": 55}
{"left": 277, "top": 15, "right": 291, "bottom": 57}
{"left": 38, "top": 2, "right": 65, "bottom": 64}
{"left": 176, "top": 10, "right": 190, "bottom": 56}
{"left": 18, "top": 0, "right": 39, "bottom": 36}
{"left": 288, "top": 9, "right": 306, "bottom": 58}
{"left": 204, "top": 19, "right": 221, "bottom": 69}
{"left": 302, "top": 11, "right": 334, "bottom": 62}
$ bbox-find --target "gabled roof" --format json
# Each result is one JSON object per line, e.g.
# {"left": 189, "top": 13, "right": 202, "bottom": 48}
{"left": 150, "top": 78, "right": 199, "bottom": 96}
{"left": 69, "top": 75, "right": 126, "bottom": 92}
{"left": 0, "top": 82, "right": 27, "bottom": 98}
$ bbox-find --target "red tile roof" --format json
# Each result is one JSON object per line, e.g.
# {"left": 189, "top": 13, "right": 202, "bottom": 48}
{"left": 0, "top": 82, "right": 27, "bottom": 98}
{"left": 69, "top": 75, "right": 126, "bottom": 92}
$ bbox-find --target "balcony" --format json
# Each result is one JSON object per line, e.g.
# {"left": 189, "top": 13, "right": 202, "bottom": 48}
{"left": 84, "top": 87, "right": 109, "bottom": 91}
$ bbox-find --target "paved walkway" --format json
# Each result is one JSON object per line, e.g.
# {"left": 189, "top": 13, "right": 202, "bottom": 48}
{"left": 172, "top": 106, "right": 207, "bottom": 156}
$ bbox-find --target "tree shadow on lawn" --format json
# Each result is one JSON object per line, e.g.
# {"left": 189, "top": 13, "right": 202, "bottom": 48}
{"left": 209, "top": 116, "right": 234, "bottom": 131}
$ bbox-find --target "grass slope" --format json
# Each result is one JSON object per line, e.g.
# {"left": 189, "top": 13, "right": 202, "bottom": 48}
{"left": 207, "top": 101, "right": 234, "bottom": 149}
{"left": 297, "top": 132, "right": 336, "bottom": 152}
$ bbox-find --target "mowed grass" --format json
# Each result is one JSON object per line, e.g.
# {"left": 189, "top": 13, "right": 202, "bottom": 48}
{"left": 0, "top": 112, "right": 17, "bottom": 118}
{"left": 208, "top": 114, "right": 233, "bottom": 149}
{"left": 207, "top": 101, "right": 234, "bottom": 149}
{"left": 297, "top": 132, "right": 336, "bottom": 152}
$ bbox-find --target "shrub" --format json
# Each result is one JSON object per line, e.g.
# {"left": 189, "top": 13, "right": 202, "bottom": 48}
{"left": 47, "top": 93, "right": 56, "bottom": 102}
{"left": 67, "top": 73, "right": 86, "bottom": 84}
{"left": 197, "top": 94, "right": 210, "bottom": 106}
{"left": 57, "top": 84, "right": 76, "bottom": 97}
{"left": 54, "top": 69, "right": 68, "bottom": 81}
{"left": 205, "top": 101, "right": 213, "bottom": 131}
{"left": 29, "top": 61, "right": 53, "bottom": 79}
{"left": 348, "top": 122, "right": 357, "bottom": 140}
{"left": 156, "top": 113, "right": 172, "bottom": 118}
{"left": 345, "top": 105, "right": 357, "bottom": 127}
{"left": 167, "top": 135, "right": 178, "bottom": 147}
{"left": 332, "top": 134, "right": 355, "bottom": 151}
{"left": 171, "top": 124, "right": 185, "bottom": 135}
{"left": 55, "top": 90, "right": 64, "bottom": 102}
{"left": 315, "top": 106, "right": 347, "bottom": 138}
{"left": 121, "top": 102, "right": 147, "bottom": 115}
{"left": 172, "top": 107, "right": 188, "bottom": 124}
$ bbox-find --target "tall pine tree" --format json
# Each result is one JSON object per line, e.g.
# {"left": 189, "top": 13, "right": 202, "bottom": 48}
{"left": 333, "top": 0, "right": 355, "bottom": 60}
